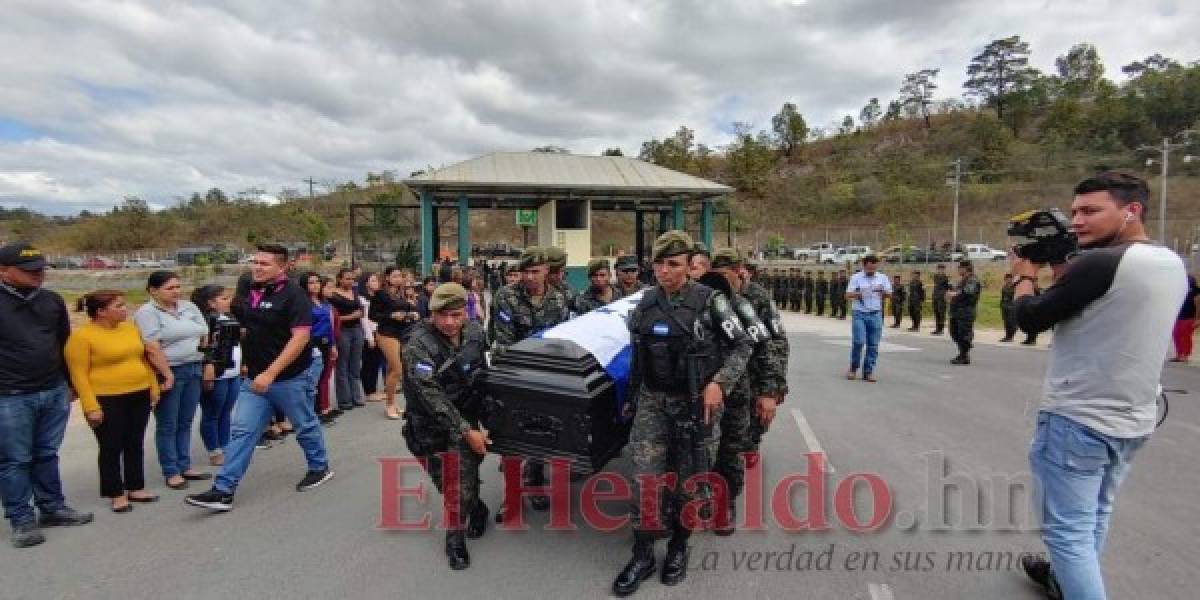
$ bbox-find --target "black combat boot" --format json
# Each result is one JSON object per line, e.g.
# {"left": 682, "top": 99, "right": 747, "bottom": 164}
{"left": 445, "top": 530, "right": 470, "bottom": 570}
{"left": 661, "top": 531, "right": 690, "bottom": 586}
{"left": 467, "top": 501, "right": 489, "bottom": 539}
{"left": 525, "top": 462, "right": 550, "bottom": 511}
{"left": 612, "top": 533, "right": 656, "bottom": 597}
{"left": 1020, "top": 555, "right": 1062, "bottom": 600}
{"left": 950, "top": 354, "right": 970, "bottom": 365}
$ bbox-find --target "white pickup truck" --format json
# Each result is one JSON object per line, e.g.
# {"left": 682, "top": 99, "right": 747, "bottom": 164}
{"left": 830, "top": 245, "right": 872, "bottom": 264}
{"left": 962, "top": 244, "right": 1008, "bottom": 261}
{"left": 794, "top": 242, "right": 839, "bottom": 263}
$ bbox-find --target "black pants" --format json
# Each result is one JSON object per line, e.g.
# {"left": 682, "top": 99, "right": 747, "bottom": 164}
{"left": 908, "top": 304, "right": 922, "bottom": 329}
{"left": 92, "top": 389, "right": 152, "bottom": 497}
{"left": 892, "top": 304, "right": 903, "bottom": 327}
{"left": 361, "top": 344, "right": 384, "bottom": 395}
{"left": 816, "top": 295, "right": 826, "bottom": 315}
{"left": 949, "top": 314, "right": 976, "bottom": 357}
{"left": 932, "top": 299, "right": 947, "bottom": 332}
{"left": 1002, "top": 304, "right": 1017, "bottom": 339}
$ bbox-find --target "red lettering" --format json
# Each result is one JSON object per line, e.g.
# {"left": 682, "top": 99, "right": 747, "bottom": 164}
{"left": 579, "top": 471, "right": 632, "bottom": 532}
{"left": 741, "top": 451, "right": 765, "bottom": 530}
{"left": 680, "top": 472, "right": 728, "bottom": 531}
{"left": 770, "top": 452, "right": 830, "bottom": 532}
{"left": 834, "top": 472, "right": 892, "bottom": 533}
{"left": 377, "top": 457, "right": 432, "bottom": 530}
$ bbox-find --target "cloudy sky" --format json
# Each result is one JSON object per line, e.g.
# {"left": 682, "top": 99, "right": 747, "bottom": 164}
{"left": 2, "top": 0, "right": 1197, "bottom": 214}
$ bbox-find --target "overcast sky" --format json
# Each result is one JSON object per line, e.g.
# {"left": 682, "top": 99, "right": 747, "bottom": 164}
{"left": 1, "top": 0, "right": 1197, "bottom": 215}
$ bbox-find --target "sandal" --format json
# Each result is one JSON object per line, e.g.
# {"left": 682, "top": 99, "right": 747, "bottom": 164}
{"left": 128, "top": 493, "right": 160, "bottom": 503}
{"left": 166, "top": 477, "right": 188, "bottom": 490}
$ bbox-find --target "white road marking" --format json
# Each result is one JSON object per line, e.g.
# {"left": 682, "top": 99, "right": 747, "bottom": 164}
{"left": 867, "top": 583, "right": 895, "bottom": 600}
{"left": 790, "top": 408, "right": 835, "bottom": 473}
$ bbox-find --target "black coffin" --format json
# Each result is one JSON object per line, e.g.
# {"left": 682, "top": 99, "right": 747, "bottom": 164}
{"left": 482, "top": 337, "right": 631, "bottom": 474}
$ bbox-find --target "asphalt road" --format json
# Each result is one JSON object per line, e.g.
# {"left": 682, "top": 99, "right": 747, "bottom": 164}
{"left": 3, "top": 313, "right": 1198, "bottom": 599}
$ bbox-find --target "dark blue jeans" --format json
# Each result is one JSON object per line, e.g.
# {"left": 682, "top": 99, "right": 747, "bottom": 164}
{"left": 200, "top": 377, "right": 239, "bottom": 454}
{"left": 0, "top": 382, "right": 70, "bottom": 527}
{"left": 154, "top": 362, "right": 203, "bottom": 477}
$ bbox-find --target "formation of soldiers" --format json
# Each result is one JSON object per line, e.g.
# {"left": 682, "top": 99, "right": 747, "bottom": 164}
{"left": 403, "top": 235, "right": 791, "bottom": 597}
{"left": 761, "top": 260, "right": 995, "bottom": 365}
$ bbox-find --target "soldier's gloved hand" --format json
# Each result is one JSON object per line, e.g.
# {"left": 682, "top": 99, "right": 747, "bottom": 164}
{"left": 754, "top": 396, "right": 778, "bottom": 428}
{"left": 703, "top": 382, "right": 724, "bottom": 425}
{"left": 465, "top": 429, "right": 491, "bottom": 456}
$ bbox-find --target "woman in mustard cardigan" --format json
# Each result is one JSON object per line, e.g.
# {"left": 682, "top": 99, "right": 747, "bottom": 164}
{"left": 65, "top": 290, "right": 161, "bottom": 512}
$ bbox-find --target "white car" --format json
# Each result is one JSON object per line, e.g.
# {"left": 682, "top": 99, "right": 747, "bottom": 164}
{"left": 795, "top": 242, "right": 837, "bottom": 262}
{"left": 830, "top": 245, "right": 872, "bottom": 264}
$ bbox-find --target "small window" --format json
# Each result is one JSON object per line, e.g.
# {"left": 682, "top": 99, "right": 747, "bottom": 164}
{"left": 555, "top": 200, "right": 587, "bottom": 229}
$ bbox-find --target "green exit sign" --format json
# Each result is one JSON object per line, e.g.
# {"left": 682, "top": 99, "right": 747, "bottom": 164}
{"left": 516, "top": 209, "right": 538, "bottom": 227}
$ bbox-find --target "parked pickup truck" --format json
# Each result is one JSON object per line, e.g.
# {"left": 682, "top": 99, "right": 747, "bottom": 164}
{"left": 795, "top": 242, "right": 839, "bottom": 263}
{"left": 829, "top": 245, "right": 872, "bottom": 264}
{"left": 962, "top": 244, "right": 1008, "bottom": 261}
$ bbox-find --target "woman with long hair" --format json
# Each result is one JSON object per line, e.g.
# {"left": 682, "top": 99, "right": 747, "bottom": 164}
{"left": 358, "top": 272, "right": 385, "bottom": 401}
{"left": 328, "top": 268, "right": 365, "bottom": 410}
{"left": 191, "top": 284, "right": 241, "bottom": 466}
{"left": 132, "top": 271, "right": 210, "bottom": 489}
{"left": 302, "top": 272, "right": 339, "bottom": 423}
{"left": 66, "top": 291, "right": 161, "bottom": 512}
{"left": 369, "top": 266, "right": 419, "bottom": 420}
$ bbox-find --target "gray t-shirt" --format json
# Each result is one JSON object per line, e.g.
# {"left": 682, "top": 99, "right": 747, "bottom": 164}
{"left": 1016, "top": 242, "right": 1186, "bottom": 437}
{"left": 133, "top": 300, "right": 208, "bottom": 366}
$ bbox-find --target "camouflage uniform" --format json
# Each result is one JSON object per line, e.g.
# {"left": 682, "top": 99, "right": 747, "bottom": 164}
{"left": 713, "top": 279, "right": 789, "bottom": 504}
{"left": 626, "top": 281, "right": 753, "bottom": 535}
{"left": 489, "top": 284, "right": 570, "bottom": 353}
{"left": 400, "top": 283, "right": 490, "bottom": 569}
{"left": 572, "top": 284, "right": 622, "bottom": 315}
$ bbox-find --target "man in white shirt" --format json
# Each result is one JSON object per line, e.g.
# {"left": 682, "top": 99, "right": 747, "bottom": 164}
{"left": 844, "top": 256, "right": 892, "bottom": 382}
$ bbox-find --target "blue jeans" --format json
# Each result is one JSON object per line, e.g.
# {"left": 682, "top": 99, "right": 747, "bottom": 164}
{"left": 1029, "top": 412, "right": 1147, "bottom": 600}
{"left": 304, "top": 350, "right": 325, "bottom": 412}
{"left": 215, "top": 374, "right": 329, "bottom": 494}
{"left": 155, "top": 362, "right": 203, "bottom": 478}
{"left": 0, "top": 382, "right": 70, "bottom": 527}
{"left": 200, "top": 377, "right": 239, "bottom": 453}
{"left": 850, "top": 310, "right": 883, "bottom": 374}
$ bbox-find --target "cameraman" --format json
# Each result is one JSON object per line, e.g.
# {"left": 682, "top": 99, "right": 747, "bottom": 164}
{"left": 1011, "top": 172, "right": 1185, "bottom": 600}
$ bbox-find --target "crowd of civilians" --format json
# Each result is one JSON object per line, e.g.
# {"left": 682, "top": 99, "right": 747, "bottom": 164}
{"left": 0, "top": 241, "right": 495, "bottom": 548}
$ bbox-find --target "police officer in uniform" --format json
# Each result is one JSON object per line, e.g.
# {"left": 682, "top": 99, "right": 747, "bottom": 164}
{"left": 999, "top": 273, "right": 1017, "bottom": 342}
{"left": 814, "top": 271, "right": 829, "bottom": 316}
{"left": 802, "top": 270, "right": 815, "bottom": 314}
{"left": 946, "top": 261, "right": 981, "bottom": 364}
{"left": 614, "top": 231, "right": 753, "bottom": 596}
{"left": 835, "top": 270, "right": 850, "bottom": 319}
{"left": 490, "top": 247, "right": 570, "bottom": 511}
{"left": 906, "top": 270, "right": 925, "bottom": 331}
{"left": 930, "top": 264, "right": 950, "bottom": 335}
{"left": 615, "top": 255, "right": 647, "bottom": 297}
{"left": 572, "top": 258, "right": 621, "bottom": 314}
{"left": 789, "top": 269, "right": 804, "bottom": 312}
{"left": 890, "top": 274, "right": 906, "bottom": 328}
{"left": 402, "top": 283, "right": 490, "bottom": 570}
{"left": 706, "top": 249, "right": 788, "bottom": 537}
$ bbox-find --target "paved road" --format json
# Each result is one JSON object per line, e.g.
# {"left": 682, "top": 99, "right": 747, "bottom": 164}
{"left": 3, "top": 314, "right": 1198, "bottom": 599}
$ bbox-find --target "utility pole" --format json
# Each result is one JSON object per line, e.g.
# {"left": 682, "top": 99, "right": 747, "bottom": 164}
{"left": 1140, "top": 132, "right": 1196, "bottom": 245}
{"left": 303, "top": 177, "right": 318, "bottom": 211}
{"left": 949, "top": 158, "right": 962, "bottom": 251}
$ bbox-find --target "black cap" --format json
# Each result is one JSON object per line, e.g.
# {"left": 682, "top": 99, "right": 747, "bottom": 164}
{"left": 0, "top": 242, "right": 47, "bottom": 271}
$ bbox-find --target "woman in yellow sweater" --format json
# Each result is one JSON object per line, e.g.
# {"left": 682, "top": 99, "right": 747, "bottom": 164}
{"left": 64, "top": 290, "right": 161, "bottom": 512}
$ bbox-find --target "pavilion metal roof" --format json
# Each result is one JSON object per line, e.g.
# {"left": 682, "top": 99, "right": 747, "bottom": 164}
{"left": 404, "top": 152, "right": 732, "bottom": 201}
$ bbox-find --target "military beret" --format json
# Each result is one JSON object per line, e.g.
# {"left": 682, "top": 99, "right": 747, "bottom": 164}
{"left": 586, "top": 258, "right": 610, "bottom": 276}
{"left": 518, "top": 246, "right": 546, "bottom": 271}
{"left": 651, "top": 230, "right": 694, "bottom": 262}
{"left": 614, "top": 255, "right": 640, "bottom": 271}
{"left": 429, "top": 282, "right": 467, "bottom": 312}
{"left": 710, "top": 248, "right": 742, "bottom": 270}
{"left": 544, "top": 246, "right": 567, "bottom": 269}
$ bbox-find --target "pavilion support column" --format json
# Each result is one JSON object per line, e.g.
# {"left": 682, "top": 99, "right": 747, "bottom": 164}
{"left": 672, "top": 197, "right": 685, "bottom": 230}
{"left": 420, "top": 191, "right": 434, "bottom": 276}
{"left": 701, "top": 199, "right": 713, "bottom": 250}
{"left": 457, "top": 194, "right": 470, "bottom": 267}
{"left": 635, "top": 210, "right": 646, "bottom": 262}
{"left": 657, "top": 210, "right": 669, "bottom": 235}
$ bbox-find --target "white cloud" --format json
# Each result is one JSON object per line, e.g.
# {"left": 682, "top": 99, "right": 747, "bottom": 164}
{"left": 0, "top": 0, "right": 1197, "bottom": 214}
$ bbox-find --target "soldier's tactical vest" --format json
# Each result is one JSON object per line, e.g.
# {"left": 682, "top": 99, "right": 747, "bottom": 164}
{"left": 403, "top": 323, "right": 488, "bottom": 422}
{"left": 632, "top": 284, "right": 721, "bottom": 394}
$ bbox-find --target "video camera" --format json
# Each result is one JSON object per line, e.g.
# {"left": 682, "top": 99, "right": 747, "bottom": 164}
{"left": 200, "top": 315, "right": 241, "bottom": 372}
{"left": 1007, "top": 208, "right": 1078, "bottom": 265}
